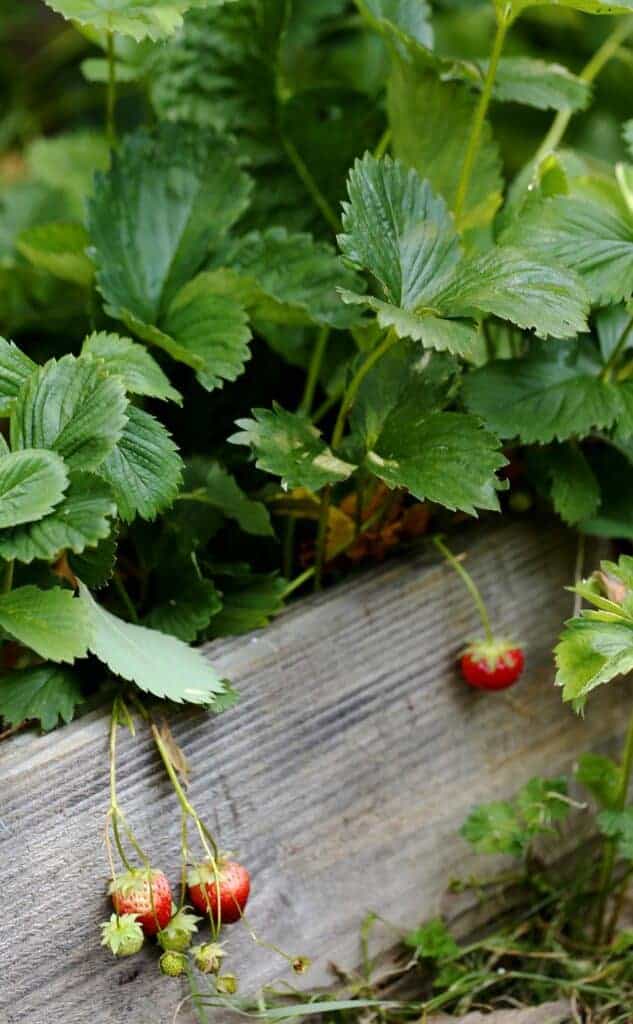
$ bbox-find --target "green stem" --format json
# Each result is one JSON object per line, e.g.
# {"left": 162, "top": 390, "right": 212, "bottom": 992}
{"left": 594, "top": 703, "right": 633, "bottom": 942}
{"left": 112, "top": 572, "right": 138, "bottom": 624}
{"left": 374, "top": 127, "right": 392, "bottom": 160}
{"left": 280, "top": 133, "right": 339, "bottom": 233}
{"left": 433, "top": 536, "right": 494, "bottom": 644}
{"left": 106, "top": 31, "right": 117, "bottom": 147}
{"left": 301, "top": 327, "right": 330, "bottom": 414}
{"left": 109, "top": 704, "right": 132, "bottom": 872}
{"left": 454, "top": 13, "right": 508, "bottom": 223}
{"left": 1, "top": 559, "right": 14, "bottom": 595}
{"left": 602, "top": 316, "right": 633, "bottom": 381}
{"left": 535, "top": 16, "right": 633, "bottom": 163}
{"left": 152, "top": 725, "right": 219, "bottom": 863}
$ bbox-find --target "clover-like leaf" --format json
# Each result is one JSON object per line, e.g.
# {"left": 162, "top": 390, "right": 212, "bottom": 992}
{"left": 82, "top": 331, "right": 181, "bottom": 403}
{"left": 43, "top": 0, "right": 230, "bottom": 42}
{"left": 97, "top": 405, "right": 183, "bottom": 522}
{"left": 10, "top": 354, "right": 128, "bottom": 472}
{"left": 0, "top": 450, "right": 69, "bottom": 529}
{"left": 0, "top": 585, "right": 92, "bottom": 663}
{"left": 78, "top": 582, "right": 226, "bottom": 705}
{"left": 230, "top": 404, "right": 355, "bottom": 492}
{"left": 0, "top": 473, "right": 116, "bottom": 564}
{"left": 0, "top": 665, "right": 84, "bottom": 731}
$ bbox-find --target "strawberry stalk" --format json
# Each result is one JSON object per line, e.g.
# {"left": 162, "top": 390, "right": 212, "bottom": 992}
{"left": 432, "top": 536, "right": 493, "bottom": 644}
{"left": 107, "top": 698, "right": 150, "bottom": 873}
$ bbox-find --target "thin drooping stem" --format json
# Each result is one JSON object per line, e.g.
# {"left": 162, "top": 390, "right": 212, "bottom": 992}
{"left": 313, "top": 329, "right": 400, "bottom": 589}
{"left": 109, "top": 705, "right": 133, "bottom": 872}
{"left": 152, "top": 725, "right": 219, "bottom": 863}
{"left": 433, "top": 536, "right": 494, "bottom": 644}
{"left": 301, "top": 327, "right": 331, "bottom": 414}
{"left": 535, "top": 15, "right": 633, "bottom": 162}
{"left": 594, "top": 704, "right": 633, "bottom": 943}
{"left": 454, "top": 13, "right": 508, "bottom": 223}
{"left": 106, "top": 31, "right": 117, "bottom": 147}
{"left": 280, "top": 133, "right": 339, "bottom": 233}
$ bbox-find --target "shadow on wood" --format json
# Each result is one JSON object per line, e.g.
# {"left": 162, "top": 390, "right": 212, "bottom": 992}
{"left": 1, "top": 520, "right": 629, "bottom": 1024}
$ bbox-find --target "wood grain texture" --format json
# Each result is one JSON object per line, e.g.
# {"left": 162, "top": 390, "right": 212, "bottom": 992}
{"left": 0, "top": 520, "right": 630, "bottom": 1024}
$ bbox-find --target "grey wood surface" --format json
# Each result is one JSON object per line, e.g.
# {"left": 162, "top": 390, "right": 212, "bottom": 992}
{"left": 1, "top": 520, "right": 630, "bottom": 1024}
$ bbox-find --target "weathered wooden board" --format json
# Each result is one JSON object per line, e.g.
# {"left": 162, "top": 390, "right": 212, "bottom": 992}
{"left": 1, "top": 520, "right": 630, "bottom": 1024}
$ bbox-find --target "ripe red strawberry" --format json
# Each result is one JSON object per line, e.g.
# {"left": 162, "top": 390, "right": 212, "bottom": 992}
{"left": 187, "top": 860, "right": 250, "bottom": 924}
{"left": 461, "top": 641, "right": 524, "bottom": 691}
{"left": 110, "top": 869, "right": 173, "bottom": 936}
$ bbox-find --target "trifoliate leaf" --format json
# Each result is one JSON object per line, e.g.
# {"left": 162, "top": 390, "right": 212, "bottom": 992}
{"left": 145, "top": 577, "right": 222, "bottom": 641}
{"left": 405, "top": 919, "right": 459, "bottom": 961}
{"left": 491, "top": 58, "right": 591, "bottom": 112}
{"left": 180, "top": 458, "right": 273, "bottom": 536}
{"left": 529, "top": 444, "right": 600, "bottom": 526}
{"left": 366, "top": 411, "right": 506, "bottom": 515}
{"left": 78, "top": 581, "right": 225, "bottom": 705}
{"left": 10, "top": 354, "right": 128, "bottom": 472}
{"left": 0, "top": 337, "right": 37, "bottom": 416}
{"left": 17, "top": 222, "right": 93, "bottom": 287}
{"left": 212, "top": 228, "right": 363, "bottom": 330}
{"left": 503, "top": 195, "right": 633, "bottom": 305}
{"left": 230, "top": 404, "right": 355, "bottom": 491}
{"left": 0, "top": 473, "right": 116, "bottom": 563}
{"left": 208, "top": 569, "right": 286, "bottom": 637}
{"left": 388, "top": 62, "right": 502, "bottom": 229}
{"left": 576, "top": 753, "right": 621, "bottom": 809}
{"left": 434, "top": 247, "right": 589, "bottom": 340}
{"left": 158, "top": 275, "right": 251, "bottom": 392}
{"left": 0, "top": 664, "right": 84, "bottom": 731}
{"left": 598, "top": 809, "right": 633, "bottom": 860}
{"left": 42, "top": 0, "right": 230, "bottom": 42}
{"left": 97, "top": 406, "right": 183, "bottom": 522}
{"left": 337, "top": 292, "right": 479, "bottom": 358}
{"left": 555, "top": 606, "right": 633, "bottom": 708}
{"left": 89, "top": 124, "right": 252, "bottom": 326}
{"left": 82, "top": 332, "right": 181, "bottom": 403}
{"left": 0, "top": 585, "right": 91, "bottom": 662}
{"left": 463, "top": 339, "right": 618, "bottom": 444}
{"left": 339, "top": 154, "right": 461, "bottom": 310}
{"left": 26, "top": 132, "right": 110, "bottom": 221}
{"left": 0, "top": 450, "right": 69, "bottom": 529}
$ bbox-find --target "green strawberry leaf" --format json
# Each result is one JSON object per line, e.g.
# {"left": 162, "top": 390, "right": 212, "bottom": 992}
{"left": 145, "top": 576, "right": 222, "bottom": 641}
{"left": 0, "top": 337, "right": 37, "bottom": 417}
{"left": 598, "top": 809, "right": 633, "bottom": 859}
{"left": 26, "top": 131, "right": 110, "bottom": 221}
{"left": 0, "top": 449, "right": 69, "bottom": 529}
{"left": 576, "top": 753, "right": 621, "bottom": 809}
{"left": 491, "top": 58, "right": 591, "bottom": 112}
{"left": 180, "top": 458, "right": 273, "bottom": 537}
{"left": 405, "top": 919, "right": 460, "bottom": 961}
{"left": 78, "top": 581, "right": 226, "bottom": 705}
{"left": 461, "top": 800, "right": 526, "bottom": 857}
{"left": 527, "top": 443, "right": 600, "bottom": 525}
{"left": 0, "top": 473, "right": 116, "bottom": 564}
{"left": 337, "top": 292, "right": 479, "bottom": 358}
{"left": 0, "top": 664, "right": 84, "bottom": 731}
{"left": 69, "top": 532, "right": 118, "bottom": 590}
{"left": 42, "top": 0, "right": 230, "bottom": 42}
{"left": 10, "top": 354, "right": 128, "bottom": 472}
{"left": 0, "top": 585, "right": 92, "bottom": 663}
{"left": 357, "top": 0, "right": 434, "bottom": 51}
{"left": 208, "top": 567, "right": 286, "bottom": 637}
{"left": 230, "top": 404, "right": 355, "bottom": 491}
{"left": 97, "top": 405, "right": 183, "bottom": 522}
{"left": 89, "top": 124, "right": 252, "bottom": 327}
{"left": 17, "top": 222, "right": 94, "bottom": 288}
{"left": 82, "top": 331, "right": 182, "bottom": 404}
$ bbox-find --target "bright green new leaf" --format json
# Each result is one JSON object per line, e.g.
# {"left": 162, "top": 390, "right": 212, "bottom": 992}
{"left": 0, "top": 337, "right": 37, "bottom": 416}
{"left": 26, "top": 132, "right": 110, "bottom": 221}
{"left": 0, "top": 473, "right": 116, "bottom": 563}
{"left": 0, "top": 585, "right": 92, "bottom": 663}
{"left": 366, "top": 411, "right": 506, "bottom": 515}
{"left": 78, "top": 581, "right": 226, "bottom": 705}
{"left": 43, "top": 0, "right": 230, "bottom": 42}
{"left": 11, "top": 354, "right": 128, "bottom": 472}
{"left": 89, "top": 124, "right": 252, "bottom": 326}
{"left": 405, "top": 919, "right": 459, "bottom": 961}
{"left": 576, "top": 753, "right": 621, "bottom": 809}
{"left": 461, "top": 800, "right": 526, "bottom": 857}
{"left": 0, "top": 449, "right": 68, "bottom": 529}
{"left": 463, "top": 340, "right": 618, "bottom": 444}
{"left": 503, "top": 195, "right": 633, "bottom": 305}
{"left": 0, "top": 665, "right": 84, "bottom": 731}
{"left": 230, "top": 404, "right": 355, "bottom": 492}
{"left": 17, "top": 222, "right": 94, "bottom": 287}
{"left": 433, "top": 247, "right": 589, "bottom": 340}
{"left": 146, "top": 576, "right": 222, "bottom": 641}
{"left": 97, "top": 405, "right": 183, "bottom": 522}
{"left": 82, "top": 331, "right": 182, "bottom": 403}
{"left": 388, "top": 62, "right": 503, "bottom": 229}
{"left": 490, "top": 58, "right": 591, "bottom": 112}
{"left": 181, "top": 458, "right": 273, "bottom": 536}
{"left": 598, "top": 809, "right": 633, "bottom": 859}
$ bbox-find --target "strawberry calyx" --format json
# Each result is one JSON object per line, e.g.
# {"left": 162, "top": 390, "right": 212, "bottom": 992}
{"left": 158, "top": 906, "right": 200, "bottom": 952}
{"left": 192, "top": 941, "right": 226, "bottom": 974}
{"left": 108, "top": 867, "right": 163, "bottom": 897}
{"left": 101, "top": 913, "right": 144, "bottom": 957}
{"left": 461, "top": 637, "right": 522, "bottom": 671}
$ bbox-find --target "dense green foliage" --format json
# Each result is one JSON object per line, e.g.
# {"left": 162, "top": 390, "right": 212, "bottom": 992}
{"left": 2, "top": 0, "right": 633, "bottom": 730}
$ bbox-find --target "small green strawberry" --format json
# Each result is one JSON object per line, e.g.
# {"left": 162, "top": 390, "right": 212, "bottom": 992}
{"left": 192, "top": 941, "right": 225, "bottom": 975}
{"left": 101, "top": 913, "right": 144, "bottom": 957}
{"left": 159, "top": 951, "right": 188, "bottom": 977}
{"left": 216, "top": 973, "right": 238, "bottom": 995}
{"left": 158, "top": 907, "right": 200, "bottom": 952}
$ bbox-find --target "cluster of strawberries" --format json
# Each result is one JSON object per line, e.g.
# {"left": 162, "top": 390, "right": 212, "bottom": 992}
{"left": 101, "top": 857, "right": 250, "bottom": 984}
